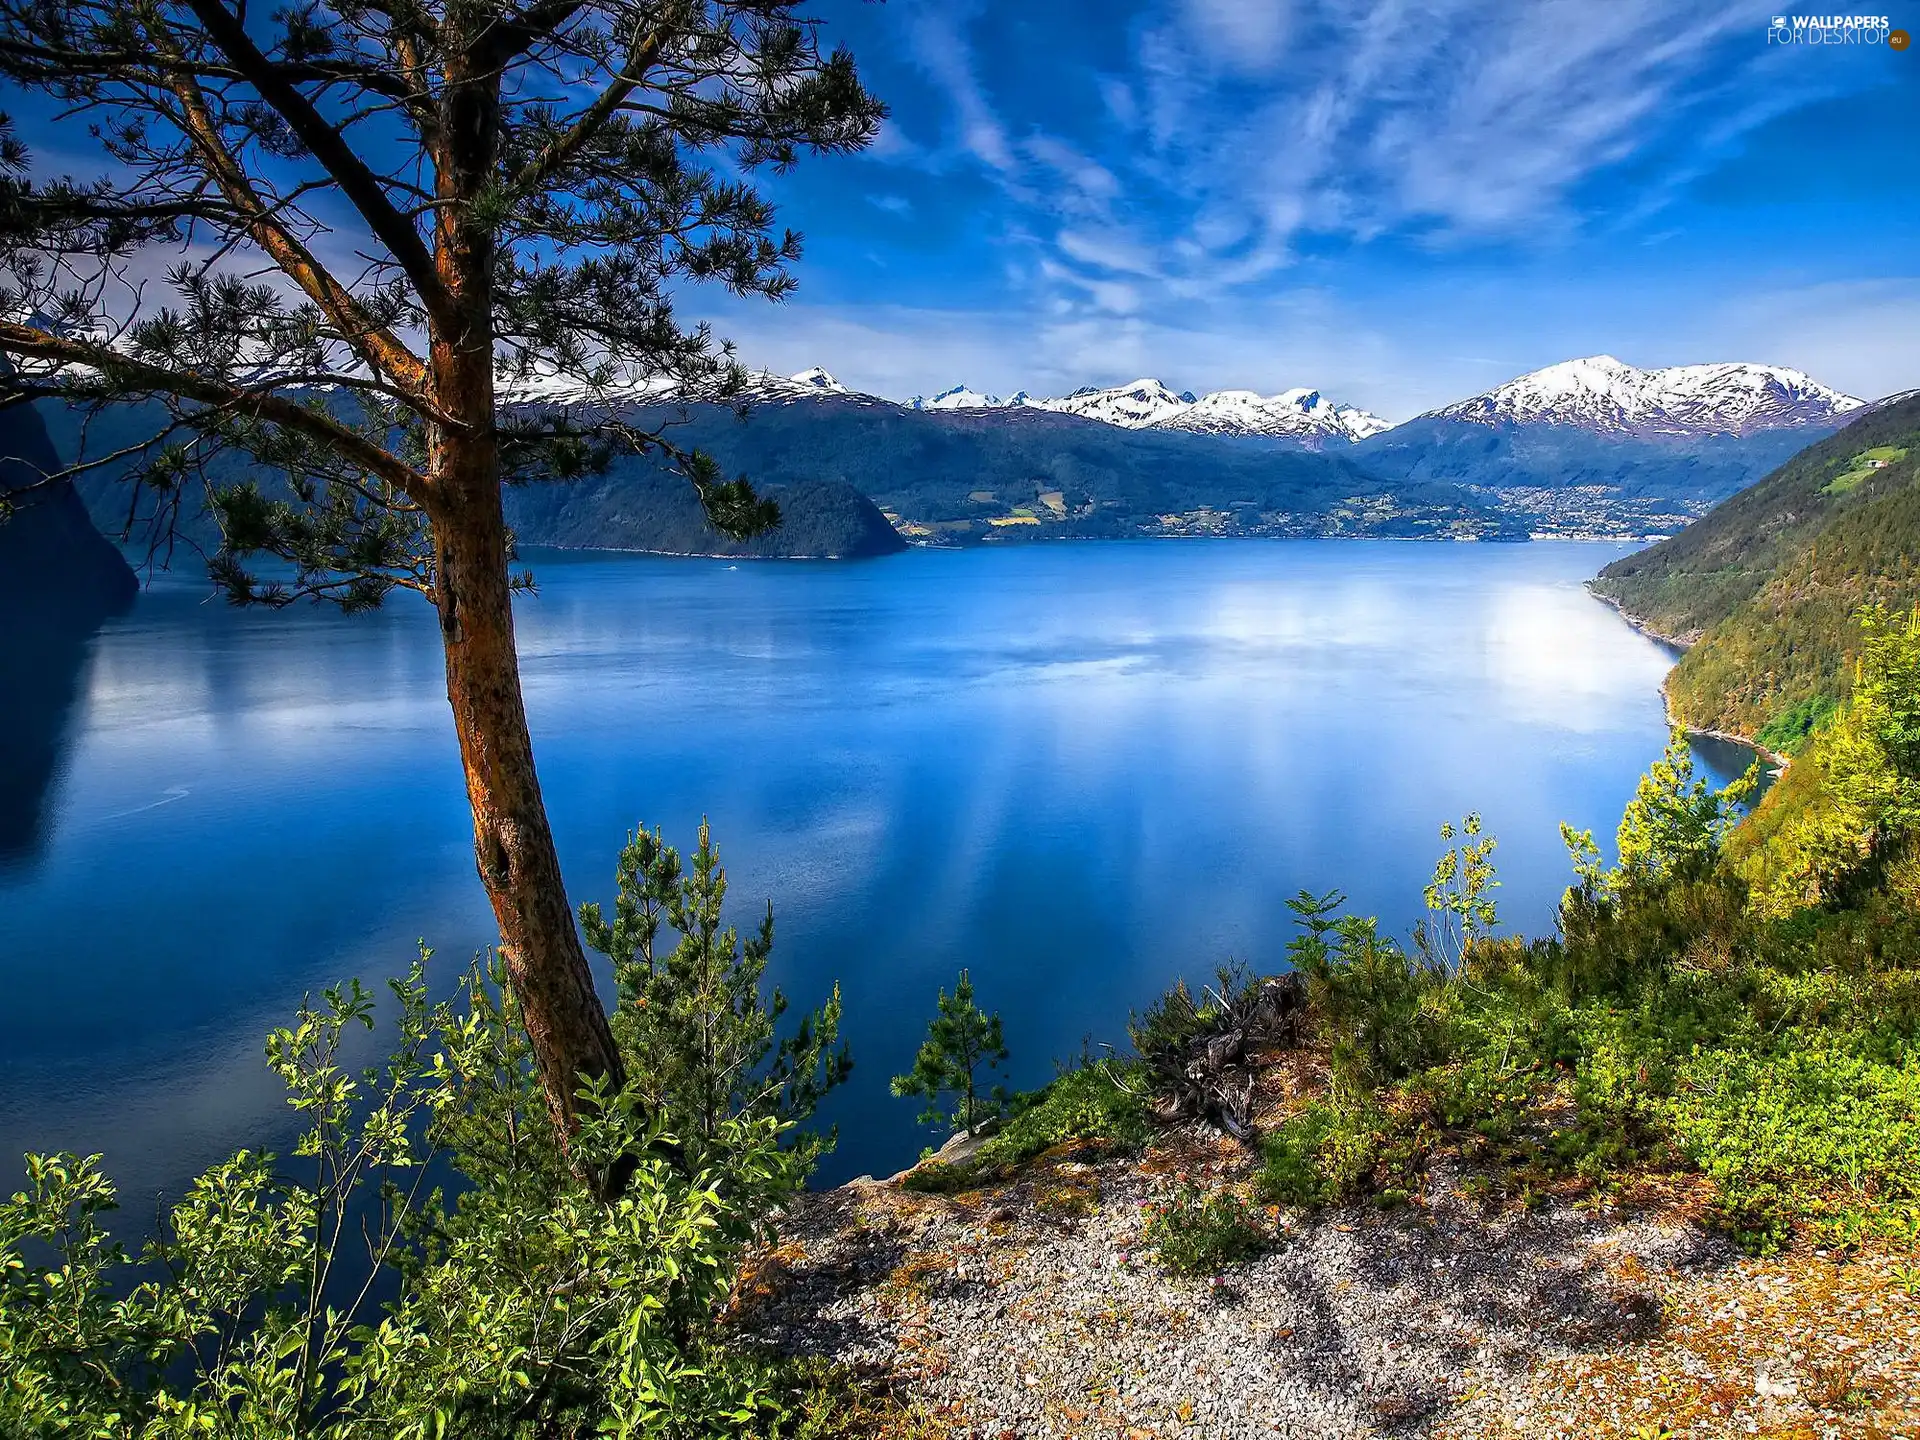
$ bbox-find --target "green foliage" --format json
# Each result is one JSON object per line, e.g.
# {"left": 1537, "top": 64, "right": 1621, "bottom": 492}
{"left": 1654, "top": 1027, "right": 1920, "bottom": 1252}
{"left": 1615, "top": 730, "right": 1760, "bottom": 887}
{"left": 1755, "top": 693, "right": 1839, "bottom": 755}
{"left": 1731, "top": 609, "right": 1920, "bottom": 917}
{"left": 1594, "top": 393, "right": 1920, "bottom": 740}
{"left": 900, "top": 1063, "right": 1154, "bottom": 1194}
{"left": 1258, "top": 1101, "right": 1388, "bottom": 1208}
{"left": 1141, "top": 1186, "right": 1270, "bottom": 1276}
{"left": 1417, "top": 812, "right": 1501, "bottom": 967}
{"left": 1287, "top": 891, "right": 1449, "bottom": 1091}
{"left": 0, "top": 951, "right": 831, "bottom": 1437}
{"left": 1558, "top": 730, "right": 1758, "bottom": 909}
{"left": 581, "top": 819, "right": 851, "bottom": 1174}
{"left": 891, "top": 970, "right": 1010, "bottom": 1137}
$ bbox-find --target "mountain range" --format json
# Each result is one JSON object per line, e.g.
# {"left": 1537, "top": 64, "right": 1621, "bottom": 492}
{"left": 742, "top": 356, "right": 1860, "bottom": 450}
{"left": 24, "top": 351, "right": 1881, "bottom": 564}
{"left": 684, "top": 354, "right": 1869, "bottom": 541}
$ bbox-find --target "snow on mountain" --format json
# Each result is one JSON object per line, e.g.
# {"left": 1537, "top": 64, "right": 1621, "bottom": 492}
{"left": 910, "top": 383, "right": 1003, "bottom": 410}
{"left": 786, "top": 366, "right": 847, "bottom": 394}
{"left": 1039, "top": 378, "right": 1198, "bottom": 428}
{"left": 1429, "top": 356, "right": 1865, "bottom": 436}
{"left": 1159, "top": 387, "right": 1391, "bottom": 443}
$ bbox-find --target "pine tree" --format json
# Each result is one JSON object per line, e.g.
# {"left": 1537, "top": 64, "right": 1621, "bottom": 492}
{"left": 579, "top": 819, "right": 851, "bottom": 1173}
{"left": 891, "top": 969, "right": 1010, "bottom": 1137}
{"left": 0, "top": 0, "right": 883, "bottom": 1179}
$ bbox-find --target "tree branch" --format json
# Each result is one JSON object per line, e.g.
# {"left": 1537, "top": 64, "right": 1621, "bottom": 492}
{"left": 180, "top": 0, "right": 455, "bottom": 333}
{"left": 0, "top": 320, "right": 429, "bottom": 500}
{"left": 149, "top": 37, "right": 433, "bottom": 401}
{"left": 510, "top": 27, "right": 666, "bottom": 194}
{"left": 472, "top": 0, "right": 587, "bottom": 71}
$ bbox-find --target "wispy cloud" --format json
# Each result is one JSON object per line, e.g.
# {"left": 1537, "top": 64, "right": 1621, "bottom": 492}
{"left": 899, "top": 1, "right": 1017, "bottom": 174}
{"left": 692, "top": 0, "right": 1913, "bottom": 409}
{"left": 872, "top": 0, "right": 1817, "bottom": 322}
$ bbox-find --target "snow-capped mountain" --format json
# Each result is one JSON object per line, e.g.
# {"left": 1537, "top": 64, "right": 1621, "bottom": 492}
{"left": 785, "top": 366, "right": 848, "bottom": 395}
{"left": 910, "top": 383, "right": 1003, "bottom": 410}
{"left": 1039, "top": 378, "right": 1197, "bottom": 429}
{"left": 1158, "top": 387, "right": 1392, "bottom": 444}
{"left": 1430, "top": 356, "right": 1864, "bottom": 437}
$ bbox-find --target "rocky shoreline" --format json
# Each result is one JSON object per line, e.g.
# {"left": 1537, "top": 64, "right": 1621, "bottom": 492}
{"left": 739, "top": 1137, "right": 1920, "bottom": 1438}
{"left": 1588, "top": 583, "right": 1791, "bottom": 772}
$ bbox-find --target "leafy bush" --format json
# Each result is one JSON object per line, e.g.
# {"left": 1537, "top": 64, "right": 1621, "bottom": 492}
{"left": 1142, "top": 1186, "right": 1270, "bottom": 1275}
{"left": 1656, "top": 1032, "right": 1920, "bottom": 1250}
{"left": 901, "top": 1063, "right": 1152, "bottom": 1193}
{"left": 2, "top": 821, "right": 856, "bottom": 1436}
{"left": 1258, "top": 1101, "right": 1387, "bottom": 1208}
{"left": 1287, "top": 892, "right": 1450, "bottom": 1091}
{"left": 0, "top": 957, "right": 820, "bottom": 1437}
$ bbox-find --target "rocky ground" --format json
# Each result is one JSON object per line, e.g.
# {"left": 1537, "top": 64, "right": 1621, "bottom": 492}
{"left": 737, "top": 1137, "right": 1920, "bottom": 1439}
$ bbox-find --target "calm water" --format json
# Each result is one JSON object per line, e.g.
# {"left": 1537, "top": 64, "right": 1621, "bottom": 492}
{"left": 0, "top": 540, "right": 1743, "bottom": 1194}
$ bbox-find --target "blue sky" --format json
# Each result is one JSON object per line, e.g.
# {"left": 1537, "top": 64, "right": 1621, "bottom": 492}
{"left": 700, "top": 0, "right": 1920, "bottom": 420}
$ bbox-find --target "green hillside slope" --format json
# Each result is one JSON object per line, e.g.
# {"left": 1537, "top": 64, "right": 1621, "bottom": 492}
{"left": 610, "top": 398, "right": 1525, "bottom": 541}
{"left": 35, "top": 399, "right": 904, "bottom": 560}
{"left": 1591, "top": 391, "right": 1920, "bottom": 748}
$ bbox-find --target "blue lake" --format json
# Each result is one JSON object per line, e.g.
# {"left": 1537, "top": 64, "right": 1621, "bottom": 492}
{"left": 0, "top": 540, "right": 1745, "bottom": 1194}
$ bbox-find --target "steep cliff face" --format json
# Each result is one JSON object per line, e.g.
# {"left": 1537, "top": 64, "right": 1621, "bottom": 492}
{"left": 0, "top": 393, "right": 137, "bottom": 864}
{"left": 1591, "top": 391, "right": 1920, "bottom": 751}
{"left": 0, "top": 396, "right": 137, "bottom": 628}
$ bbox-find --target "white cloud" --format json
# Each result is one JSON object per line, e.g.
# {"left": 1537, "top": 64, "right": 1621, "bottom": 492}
{"left": 709, "top": 0, "right": 1905, "bottom": 413}
{"left": 867, "top": 0, "right": 1812, "bottom": 340}
{"left": 900, "top": 2, "right": 1017, "bottom": 173}
{"left": 1179, "top": 0, "right": 1294, "bottom": 75}
{"left": 1704, "top": 278, "right": 1920, "bottom": 403}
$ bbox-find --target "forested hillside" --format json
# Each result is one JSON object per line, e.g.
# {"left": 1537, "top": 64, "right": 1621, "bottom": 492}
{"left": 613, "top": 397, "right": 1525, "bottom": 540}
{"left": 503, "top": 467, "right": 904, "bottom": 558}
{"left": 1592, "top": 392, "right": 1920, "bottom": 749}
{"left": 1353, "top": 414, "right": 1821, "bottom": 503}
{"left": 34, "top": 399, "right": 905, "bottom": 561}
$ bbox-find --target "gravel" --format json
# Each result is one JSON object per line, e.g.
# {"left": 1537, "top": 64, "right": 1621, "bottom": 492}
{"left": 736, "top": 1136, "right": 1818, "bottom": 1438}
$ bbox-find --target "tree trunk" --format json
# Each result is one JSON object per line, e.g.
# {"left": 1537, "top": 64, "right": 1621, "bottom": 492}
{"left": 431, "top": 470, "right": 627, "bottom": 1168}
{"left": 421, "top": 59, "right": 645, "bottom": 1193}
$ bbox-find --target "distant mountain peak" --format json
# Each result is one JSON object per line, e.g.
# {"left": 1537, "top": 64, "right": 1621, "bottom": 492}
{"left": 1153, "top": 385, "right": 1392, "bottom": 444}
{"left": 1431, "top": 357, "right": 1864, "bottom": 437}
{"left": 911, "top": 383, "right": 1002, "bottom": 410}
{"left": 789, "top": 366, "right": 846, "bottom": 392}
{"left": 1041, "top": 378, "right": 1199, "bottom": 429}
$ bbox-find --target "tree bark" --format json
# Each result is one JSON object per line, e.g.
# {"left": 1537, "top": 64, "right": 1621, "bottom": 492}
{"left": 431, "top": 480, "right": 627, "bottom": 1156}
{"left": 425, "top": 55, "right": 627, "bottom": 1185}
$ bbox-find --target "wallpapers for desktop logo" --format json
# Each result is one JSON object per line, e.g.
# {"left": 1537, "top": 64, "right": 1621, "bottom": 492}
{"left": 1766, "top": 13, "right": 1902, "bottom": 44}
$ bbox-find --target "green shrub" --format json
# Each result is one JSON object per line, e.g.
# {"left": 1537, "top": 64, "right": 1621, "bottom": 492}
{"left": 901, "top": 1062, "right": 1153, "bottom": 1193}
{"left": 1258, "top": 1101, "right": 1387, "bottom": 1208}
{"left": 1658, "top": 1034, "right": 1920, "bottom": 1250}
{"left": 1142, "top": 1186, "right": 1269, "bottom": 1275}
{"left": 0, "top": 956, "right": 828, "bottom": 1437}
{"left": 1286, "top": 892, "right": 1451, "bottom": 1091}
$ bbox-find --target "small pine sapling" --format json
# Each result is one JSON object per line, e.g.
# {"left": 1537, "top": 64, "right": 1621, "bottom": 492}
{"left": 891, "top": 970, "right": 1010, "bottom": 1136}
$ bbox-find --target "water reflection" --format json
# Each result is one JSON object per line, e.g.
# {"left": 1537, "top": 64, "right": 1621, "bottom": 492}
{"left": 3, "top": 540, "right": 1749, "bottom": 1197}
{"left": 0, "top": 624, "right": 102, "bottom": 867}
